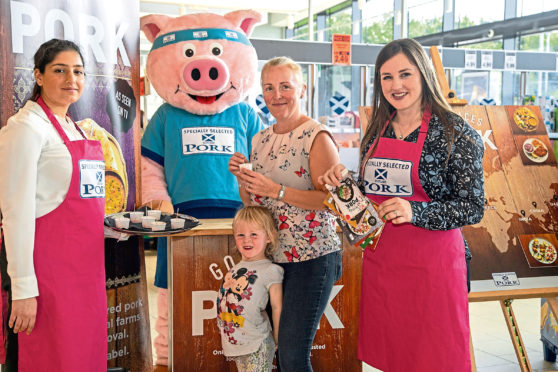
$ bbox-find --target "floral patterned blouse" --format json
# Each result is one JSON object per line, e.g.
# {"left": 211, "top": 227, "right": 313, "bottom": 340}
{"left": 250, "top": 120, "right": 341, "bottom": 263}
{"left": 361, "top": 112, "right": 485, "bottom": 258}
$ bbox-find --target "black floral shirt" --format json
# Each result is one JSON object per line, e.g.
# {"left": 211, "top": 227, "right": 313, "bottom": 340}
{"left": 361, "top": 112, "right": 485, "bottom": 248}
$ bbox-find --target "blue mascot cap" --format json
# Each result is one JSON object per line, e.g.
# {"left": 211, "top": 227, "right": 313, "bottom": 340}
{"left": 151, "top": 28, "right": 252, "bottom": 51}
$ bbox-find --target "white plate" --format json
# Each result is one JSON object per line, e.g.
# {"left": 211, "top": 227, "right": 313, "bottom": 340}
{"left": 522, "top": 138, "right": 549, "bottom": 163}
{"left": 528, "top": 237, "right": 557, "bottom": 264}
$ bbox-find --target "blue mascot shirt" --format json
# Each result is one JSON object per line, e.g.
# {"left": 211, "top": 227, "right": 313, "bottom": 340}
{"left": 141, "top": 102, "right": 264, "bottom": 211}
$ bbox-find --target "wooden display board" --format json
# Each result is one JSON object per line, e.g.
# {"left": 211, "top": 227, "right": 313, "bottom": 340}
{"left": 455, "top": 105, "right": 558, "bottom": 290}
{"left": 455, "top": 105, "right": 558, "bottom": 372}
{"left": 168, "top": 220, "right": 362, "bottom": 372}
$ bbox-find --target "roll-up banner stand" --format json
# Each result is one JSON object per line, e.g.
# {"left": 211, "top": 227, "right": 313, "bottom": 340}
{"left": 1, "top": 1, "right": 150, "bottom": 370}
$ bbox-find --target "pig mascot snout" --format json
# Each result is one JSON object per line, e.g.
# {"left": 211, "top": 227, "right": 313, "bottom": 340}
{"left": 140, "top": 10, "right": 264, "bottom": 366}
{"left": 142, "top": 12, "right": 260, "bottom": 115}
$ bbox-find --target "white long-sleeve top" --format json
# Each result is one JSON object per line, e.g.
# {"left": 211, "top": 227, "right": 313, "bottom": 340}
{"left": 0, "top": 100, "right": 84, "bottom": 300}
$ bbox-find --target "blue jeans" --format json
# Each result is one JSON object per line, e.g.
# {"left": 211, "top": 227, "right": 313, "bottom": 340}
{"left": 276, "top": 250, "right": 342, "bottom": 372}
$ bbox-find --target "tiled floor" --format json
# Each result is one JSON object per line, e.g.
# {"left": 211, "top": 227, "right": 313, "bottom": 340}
{"left": 145, "top": 250, "right": 558, "bottom": 371}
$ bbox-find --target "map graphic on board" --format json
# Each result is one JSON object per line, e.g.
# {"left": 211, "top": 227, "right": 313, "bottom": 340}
{"left": 454, "top": 106, "right": 558, "bottom": 287}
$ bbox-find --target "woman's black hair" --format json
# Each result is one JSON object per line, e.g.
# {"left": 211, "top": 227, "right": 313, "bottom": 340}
{"left": 31, "top": 39, "right": 85, "bottom": 100}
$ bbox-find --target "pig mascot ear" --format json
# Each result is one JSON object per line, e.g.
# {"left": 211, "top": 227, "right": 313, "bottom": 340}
{"left": 224, "top": 10, "right": 262, "bottom": 37}
{"left": 140, "top": 14, "right": 173, "bottom": 42}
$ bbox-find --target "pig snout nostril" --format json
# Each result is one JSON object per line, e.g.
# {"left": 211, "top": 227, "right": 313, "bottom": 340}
{"left": 192, "top": 69, "right": 201, "bottom": 81}
{"left": 209, "top": 68, "right": 218, "bottom": 80}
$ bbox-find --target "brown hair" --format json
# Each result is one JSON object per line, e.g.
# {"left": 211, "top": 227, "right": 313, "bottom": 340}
{"left": 360, "top": 38, "right": 455, "bottom": 168}
{"left": 233, "top": 206, "right": 278, "bottom": 260}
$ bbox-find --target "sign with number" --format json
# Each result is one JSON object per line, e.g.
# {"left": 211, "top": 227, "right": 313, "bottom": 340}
{"left": 332, "top": 34, "right": 351, "bottom": 66}
{"left": 481, "top": 51, "right": 493, "bottom": 69}
{"left": 505, "top": 53, "right": 516, "bottom": 70}
{"left": 465, "top": 51, "right": 477, "bottom": 69}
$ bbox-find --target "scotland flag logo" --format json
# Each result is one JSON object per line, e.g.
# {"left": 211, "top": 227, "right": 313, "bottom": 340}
{"left": 96, "top": 171, "right": 103, "bottom": 183}
{"left": 202, "top": 134, "right": 215, "bottom": 144}
{"left": 374, "top": 169, "right": 387, "bottom": 183}
{"left": 328, "top": 95, "right": 349, "bottom": 115}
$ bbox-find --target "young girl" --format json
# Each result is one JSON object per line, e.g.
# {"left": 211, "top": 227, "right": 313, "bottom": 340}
{"left": 217, "top": 206, "right": 283, "bottom": 371}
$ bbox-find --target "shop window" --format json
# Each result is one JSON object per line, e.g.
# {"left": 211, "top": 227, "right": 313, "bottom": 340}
{"left": 450, "top": 69, "right": 503, "bottom": 105}
{"left": 455, "top": 0, "right": 505, "bottom": 28}
{"left": 407, "top": 0, "right": 443, "bottom": 39}
{"left": 517, "top": 0, "right": 558, "bottom": 16}
{"left": 316, "top": 64, "right": 362, "bottom": 172}
{"left": 326, "top": 7, "right": 352, "bottom": 42}
{"left": 520, "top": 31, "right": 558, "bottom": 52}
{"left": 361, "top": 1, "right": 394, "bottom": 44}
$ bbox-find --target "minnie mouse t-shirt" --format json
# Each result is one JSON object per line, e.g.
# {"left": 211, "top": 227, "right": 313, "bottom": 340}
{"left": 216, "top": 258, "right": 283, "bottom": 356}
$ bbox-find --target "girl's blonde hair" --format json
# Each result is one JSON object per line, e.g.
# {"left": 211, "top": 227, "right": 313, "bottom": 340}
{"left": 233, "top": 206, "right": 278, "bottom": 260}
{"left": 260, "top": 56, "right": 304, "bottom": 86}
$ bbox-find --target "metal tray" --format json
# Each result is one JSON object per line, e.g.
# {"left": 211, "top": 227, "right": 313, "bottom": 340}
{"left": 104, "top": 211, "right": 200, "bottom": 236}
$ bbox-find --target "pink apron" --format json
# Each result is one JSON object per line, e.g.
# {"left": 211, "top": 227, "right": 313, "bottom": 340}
{"left": 15, "top": 97, "right": 107, "bottom": 371}
{"left": 357, "top": 109, "right": 470, "bottom": 372}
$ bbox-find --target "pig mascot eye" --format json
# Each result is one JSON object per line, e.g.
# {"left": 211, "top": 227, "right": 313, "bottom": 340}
{"left": 210, "top": 43, "right": 223, "bottom": 56}
{"left": 182, "top": 43, "right": 196, "bottom": 58}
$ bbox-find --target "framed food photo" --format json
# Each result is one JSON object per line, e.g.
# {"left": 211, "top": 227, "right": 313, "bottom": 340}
{"left": 506, "top": 105, "right": 548, "bottom": 136}
{"left": 513, "top": 134, "right": 557, "bottom": 166}
{"left": 518, "top": 233, "right": 558, "bottom": 269}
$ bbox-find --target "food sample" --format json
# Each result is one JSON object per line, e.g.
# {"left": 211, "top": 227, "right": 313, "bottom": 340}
{"left": 114, "top": 217, "right": 130, "bottom": 229}
{"left": 141, "top": 216, "right": 155, "bottom": 228}
{"left": 147, "top": 209, "right": 162, "bottom": 220}
{"left": 129, "top": 211, "right": 144, "bottom": 223}
{"left": 171, "top": 218, "right": 185, "bottom": 229}
{"left": 151, "top": 221, "right": 166, "bottom": 231}
{"left": 239, "top": 163, "right": 253, "bottom": 171}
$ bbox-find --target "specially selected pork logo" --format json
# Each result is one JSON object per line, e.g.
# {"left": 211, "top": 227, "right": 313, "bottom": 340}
{"left": 182, "top": 127, "right": 235, "bottom": 156}
{"left": 374, "top": 169, "right": 387, "bottom": 183}
{"left": 202, "top": 134, "right": 215, "bottom": 144}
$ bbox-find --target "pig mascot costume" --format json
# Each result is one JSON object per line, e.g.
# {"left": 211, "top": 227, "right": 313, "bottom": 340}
{"left": 140, "top": 10, "right": 263, "bottom": 365}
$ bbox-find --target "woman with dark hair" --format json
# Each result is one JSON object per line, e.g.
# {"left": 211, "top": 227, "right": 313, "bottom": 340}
{"left": 0, "top": 39, "right": 106, "bottom": 371}
{"left": 321, "top": 38, "right": 484, "bottom": 371}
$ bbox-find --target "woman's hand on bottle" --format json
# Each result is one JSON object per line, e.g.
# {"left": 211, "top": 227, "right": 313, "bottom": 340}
{"left": 318, "top": 164, "right": 346, "bottom": 188}
{"left": 10, "top": 297, "right": 37, "bottom": 335}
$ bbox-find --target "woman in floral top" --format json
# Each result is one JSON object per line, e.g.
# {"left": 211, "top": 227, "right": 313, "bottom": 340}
{"left": 228, "top": 56, "right": 341, "bottom": 371}
{"left": 321, "top": 39, "right": 484, "bottom": 372}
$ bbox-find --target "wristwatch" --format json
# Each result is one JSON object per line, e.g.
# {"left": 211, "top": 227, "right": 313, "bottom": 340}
{"left": 277, "top": 184, "right": 286, "bottom": 201}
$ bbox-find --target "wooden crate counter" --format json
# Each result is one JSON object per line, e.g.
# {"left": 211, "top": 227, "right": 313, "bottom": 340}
{"left": 167, "top": 219, "right": 362, "bottom": 371}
